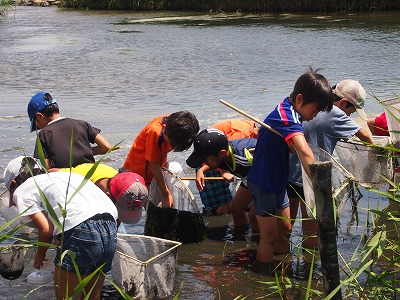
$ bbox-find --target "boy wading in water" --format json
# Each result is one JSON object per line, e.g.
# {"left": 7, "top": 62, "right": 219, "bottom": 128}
{"left": 246, "top": 68, "right": 333, "bottom": 274}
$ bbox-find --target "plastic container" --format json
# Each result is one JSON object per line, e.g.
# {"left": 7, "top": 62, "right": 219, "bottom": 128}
{"left": 27, "top": 270, "right": 53, "bottom": 285}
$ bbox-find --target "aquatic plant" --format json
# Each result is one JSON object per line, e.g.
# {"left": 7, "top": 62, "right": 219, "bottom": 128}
{"left": 0, "top": 0, "right": 12, "bottom": 16}
{"left": 0, "top": 138, "right": 128, "bottom": 298}
{"left": 236, "top": 94, "right": 400, "bottom": 299}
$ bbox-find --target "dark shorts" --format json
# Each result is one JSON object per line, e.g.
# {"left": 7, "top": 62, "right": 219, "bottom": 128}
{"left": 54, "top": 213, "right": 117, "bottom": 274}
{"left": 286, "top": 182, "right": 305, "bottom": 199}
{"left": 248, "top": 182, "right": 289, "bottom": 217}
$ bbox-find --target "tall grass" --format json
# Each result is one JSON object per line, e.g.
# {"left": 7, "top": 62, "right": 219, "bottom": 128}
{"left": 0, "top": 139, "right": 129, "bottom": 299}
{"left": 58, "top": 0, "right": 400, "bottom": 12}
{"left": 254, "top": 97, "right": 400, "bottom": 299}
{"left": 0, "top": 0, "right": 12, "bottom": 15}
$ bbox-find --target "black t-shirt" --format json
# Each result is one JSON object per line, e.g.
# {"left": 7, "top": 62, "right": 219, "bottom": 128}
{"left": 33, "top": 117, "right": 100, "bottom": 168}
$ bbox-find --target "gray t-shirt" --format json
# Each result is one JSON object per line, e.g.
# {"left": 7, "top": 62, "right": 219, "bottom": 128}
{"left": 288, "top": 106, "right": 362, "bottom": 186}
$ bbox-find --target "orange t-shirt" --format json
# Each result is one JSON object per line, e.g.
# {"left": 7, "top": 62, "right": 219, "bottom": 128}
{"left": 123, "top": 116, "right": 173, "bottom": 184}
{"left": 212, "top": 119, "right": 257, "bottom": 140}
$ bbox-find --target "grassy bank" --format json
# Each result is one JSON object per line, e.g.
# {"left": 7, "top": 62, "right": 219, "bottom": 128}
{"left": 59, "top": 0, "right": 400, "bottom": 12}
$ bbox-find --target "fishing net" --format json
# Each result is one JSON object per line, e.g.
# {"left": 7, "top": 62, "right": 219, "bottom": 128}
{"left": 384, "top": 97, "right": 400, "bottom": 149}
{"left": 111, "top": 233, "right": 181, "bottom": 299}
{"left": 144, "top": 163, "right": 206, "bottom": 244}
{"left": 0, "top": 243, "right": 29, "bottom": 280}
{"left": 302, "top": 137, "right": 393, "bottom": 217}
{"left": 0, "top": 190, "right": 37, "bottom": 235}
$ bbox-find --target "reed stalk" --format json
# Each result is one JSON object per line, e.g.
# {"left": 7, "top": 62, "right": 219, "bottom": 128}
{"left": 58, "top": 0, "right": 400, "bottom": 12}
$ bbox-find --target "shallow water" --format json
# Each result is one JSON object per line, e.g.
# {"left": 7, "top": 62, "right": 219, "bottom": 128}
{"left": 0, "top": 6, "right": 399, "bottom": 299}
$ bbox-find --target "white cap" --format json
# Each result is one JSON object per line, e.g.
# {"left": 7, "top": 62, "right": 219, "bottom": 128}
{"left": 3, "top": 156, "right": 43, "bottom": 189}
{"left": 332, "top": 79, "right": 367, "bottom": 120}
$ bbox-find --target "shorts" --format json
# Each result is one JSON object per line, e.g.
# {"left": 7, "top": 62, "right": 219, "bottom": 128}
{"left": 375, "top": 113, "right": 389, "bottom": 136}
{"left": 54, "top": 213, "right": 117, "bottom": 274}
{"left": 197, "top": 169, "right": 232, "bottom": 209}
{"left": 248, "top": 182, "right": 289, "bottom": 217}
{"left": 286, "top": 182, "right": 305, "bottom": 199}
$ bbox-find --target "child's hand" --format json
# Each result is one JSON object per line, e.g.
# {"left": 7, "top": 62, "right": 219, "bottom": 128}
{"left": 221, "top": 172, "right": 235, "bottom": 182}
{"left": 162, "top": 191, "right": 174, "bottom": 208}
{"left": 196, "top": 170, "right": 206, "bottom": 192}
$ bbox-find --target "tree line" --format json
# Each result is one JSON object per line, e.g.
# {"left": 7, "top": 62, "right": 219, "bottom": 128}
{"left": 59, "top": 0, "right": 400, "bottom": 12}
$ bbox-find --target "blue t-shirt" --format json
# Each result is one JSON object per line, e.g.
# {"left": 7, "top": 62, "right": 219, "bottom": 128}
{"left": 218, "top": 138, "right": 257, "bottom": 178}
{"left": 288, "top": 105, "right": 361, "bottom": 186}
{"left": 247, "top": 97, "right": 303, "bottom": 192}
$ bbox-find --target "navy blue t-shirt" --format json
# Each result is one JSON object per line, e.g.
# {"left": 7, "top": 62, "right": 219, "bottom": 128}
{"left": 247, "top": 97, "right": 303, "bottom": 192}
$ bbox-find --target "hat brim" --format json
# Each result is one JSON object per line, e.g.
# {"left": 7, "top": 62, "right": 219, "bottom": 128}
{"left": 116, "top": 203, "right": 142, "bottom": 224}
{"left": 30, "top": 118, "right": 37, "bottom": 133}
{"left": 186, "top": 152, "right": 207, "bottom": 168}
{"left": 356, "top": 108, "right": 368, "bottom": 121}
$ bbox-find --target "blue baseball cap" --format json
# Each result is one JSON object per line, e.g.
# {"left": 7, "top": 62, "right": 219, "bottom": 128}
{"left": 27, "top": 92, "right": 57, "bottom": 132}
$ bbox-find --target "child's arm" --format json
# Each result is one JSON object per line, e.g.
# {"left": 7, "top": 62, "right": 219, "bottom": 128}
{"left": 92, "top": 134, "right": 119, "bottom": 155}
{"left": 355, "top": 128, "right": 374, "bottom": 144}
{"left": 291, "top": 134, "right": 315, "bottom": 178}
{"left": 196, "top": 164, "right": 211, "bottom": 192}
{"left": 29, "top": 211, "right": 54, "bottom": 269}
{"left": 150, "top": 161, "right": 174, "bottom": 208}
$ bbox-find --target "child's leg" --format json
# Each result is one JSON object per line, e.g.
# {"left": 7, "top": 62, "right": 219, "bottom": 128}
{"left": 289, "top": 196, "right": 300, "bottom": 226}
{"left": 54, "top": 267, "right": 105, "bottom": 300}
{"left": 249, "top": 182, "right": 285, "bottom": 263}
{"left": 275, "top": 206, "right": 292, "bottom": 255}
{"left": 247, "top": 203, "right": 259, "bottom": 232}
{"left": 230, "top": 185, "right": 252, "bottom": 227}
{"left": 256, "top": 214, "right": 278, "bottom": 262}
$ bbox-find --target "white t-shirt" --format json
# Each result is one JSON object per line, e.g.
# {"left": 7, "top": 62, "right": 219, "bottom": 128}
{"left": 13, "top": 172, "right": 118, "bottom": 235}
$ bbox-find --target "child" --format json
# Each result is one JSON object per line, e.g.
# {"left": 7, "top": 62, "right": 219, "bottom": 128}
{"left": 246, "top": 68, "right": 333, "bottom": 272}
{"left": 4, "top": 156, "right": 118, "bottom": 299}
{"left": 122, "top": 111, "right": 199, "bottom": 208}
{"left": 186, "top": 128, "right": 257, "bottom": 229}
{"left": 367, "top": 112, "right": 389, "bottom": 136}
{"left": 212, "top": 118, "right": 259, "bottom": 139}
{"left": 28, "top": 92, "right": 115, "bottom": 169}
{"left": 196, "top": 119, "right": 258, "bottom": 216}
{"left": 287, "top": 79, "right": 373, "bottom": 250}
{"left": 52, "top": 163, "right": 148, "bottom": 225}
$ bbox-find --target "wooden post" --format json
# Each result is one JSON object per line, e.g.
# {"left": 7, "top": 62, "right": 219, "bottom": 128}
{"left": 310, "top": 161, "right": 342, "bottom": 300}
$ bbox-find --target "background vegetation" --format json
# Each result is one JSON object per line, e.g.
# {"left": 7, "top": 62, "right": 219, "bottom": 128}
{"left": 59, "top": 0, "right": 400, "bottom": 12}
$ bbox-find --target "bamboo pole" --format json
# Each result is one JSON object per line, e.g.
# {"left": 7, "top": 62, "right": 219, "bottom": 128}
{"left": 180, "top": 177, "right": 224, "bottom": 181}
{"left": 310, "top": 161, "right": 342, "bottom": 300}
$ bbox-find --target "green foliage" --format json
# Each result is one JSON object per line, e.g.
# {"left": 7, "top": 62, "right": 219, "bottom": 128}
{"left": 58, "top": 0, "right": 400, "bottom": 12}
{"left": 0, "top": 135, "right": 124, "bottom": 298}
{"left": 0, "top": 0, "right": 12, "bottom": 16}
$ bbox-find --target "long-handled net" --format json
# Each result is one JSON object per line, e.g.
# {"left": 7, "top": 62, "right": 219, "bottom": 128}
{"left": 302, "top": 136, "right": 393, "bottom": 217}
{"left": 111, "top": 233, "right": 181, "bottom": 299}
{"left": 144, "top": 163, "right": 206, "bottom": 244}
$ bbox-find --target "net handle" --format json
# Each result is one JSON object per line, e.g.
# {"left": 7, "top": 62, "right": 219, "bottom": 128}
{"left": 180, "top": 176, "right": 224, "bottom": 180}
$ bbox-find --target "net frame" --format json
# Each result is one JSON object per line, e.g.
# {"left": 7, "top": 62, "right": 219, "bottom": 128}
{"left": 148, "top": 167, "right": 200, "bottom": 213}
{"left": 111, "top": 233, "right": 182, "bottom": 299}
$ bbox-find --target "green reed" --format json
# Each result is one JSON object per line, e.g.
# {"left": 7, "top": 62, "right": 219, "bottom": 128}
{"left": 58, "top": 0, "right": 400, "bottom": 12}
{"left": 0, "top": 135, "right": 128, "bottom": 299}
{"left": 0, "top": 0, "right": 12, "bottom": 16}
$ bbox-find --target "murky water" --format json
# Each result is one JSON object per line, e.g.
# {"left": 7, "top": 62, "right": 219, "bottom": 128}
{"left": 0, "top": 6, "right": 399, "bottom": 299}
